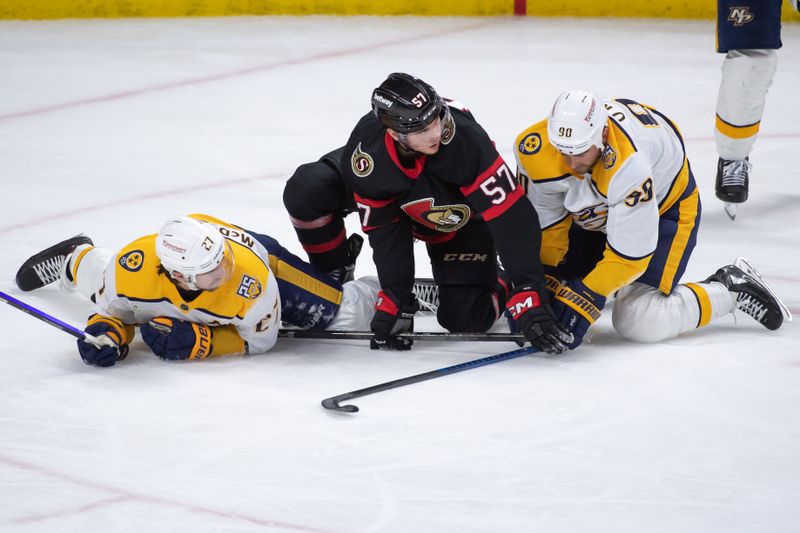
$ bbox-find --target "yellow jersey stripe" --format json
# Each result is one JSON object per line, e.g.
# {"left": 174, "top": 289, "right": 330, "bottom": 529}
{"left": 276, "top": 259, "right": 343, "bottom": 305}
{"left": 71, "top": 245, "right": 95, "bottom": 281}
{"left": 715, "top": 115, "right": 761, "bottom": 139}
{"left": 659, "top": 188, "right": 699, "bottom": 294}
{"left": 541, "top": 215, "right": 572, "bottom": 267}
{"left": 686, "top": 283, "right": 713, "bottom": 327}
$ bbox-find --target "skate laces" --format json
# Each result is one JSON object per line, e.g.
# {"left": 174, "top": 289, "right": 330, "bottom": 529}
{"left": 735, "top": 292, "right": 768, "bottom": 323}
{"left": 413, "top": 280, "right": 439, "bottom": 313}
{"left": 32, "top": 255, "right": 67, "bottom": 286}
{"left": 720, "top": 159, "right": 751, "bottom": 188}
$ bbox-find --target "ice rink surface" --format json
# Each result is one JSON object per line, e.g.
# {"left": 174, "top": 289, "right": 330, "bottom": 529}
{"left": 1, "top": 15, "right": 799, "bottom": 532}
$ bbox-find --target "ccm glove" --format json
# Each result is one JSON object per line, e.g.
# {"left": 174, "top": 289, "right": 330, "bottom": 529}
{"left": 370, "top": 289, "right": 419, "bottom": 350}
{"left": 140, "top": 317, "right": 212, "bottom": 360}
{"left": 551, "top": 278, "right": 606, "bottom": 350}
{"left": 77, "top": 320, "right": 130, "bottom": 367}
{"left": 506, "top": 285, "right": 573, "bottom": 354}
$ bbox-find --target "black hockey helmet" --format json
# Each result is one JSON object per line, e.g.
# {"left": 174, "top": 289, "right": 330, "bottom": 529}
{"left": 371, "top": 73, "right": 444, "bottom": 134}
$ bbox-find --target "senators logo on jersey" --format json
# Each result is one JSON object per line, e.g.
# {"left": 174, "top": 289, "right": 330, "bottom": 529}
{"left": 401, "top": 198, "right": 471, "bottom": 233}
{"left": 351, "top": 143, "right": 374, "bottom": 178}
{"left": 119, "top": 250, "right": 144, "bottom": 272}
{"left": 441, "top": 110, "right": 456, "bottom": 145}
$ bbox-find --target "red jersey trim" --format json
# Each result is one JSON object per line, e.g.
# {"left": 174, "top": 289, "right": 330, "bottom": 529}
{"left": 459, "top": 156, "right": 504, "bottom": 196}
{"left": 301, "top": 229, "right": 346, "bottom": 253}
{"left": 385, "top": 132, "right": 427, "bottom": 179}
{"left": 482, "top": 186, "right": 524, "bottom": 221}
{"left": 353, "top": 192, "right": 395, "bottom": 208}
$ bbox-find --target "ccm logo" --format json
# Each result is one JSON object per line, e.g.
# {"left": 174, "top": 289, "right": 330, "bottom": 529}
{"left": 443, "top": 253, "right": 488, "bottom": 262}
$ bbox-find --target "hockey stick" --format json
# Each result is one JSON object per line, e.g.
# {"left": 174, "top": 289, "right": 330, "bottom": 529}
{"left": 279, "top": 329, "right": 525, "bottom": 343}
{"left": 0, "top": 290, "right": 105, "bottom": 348}
{"left": 321, "top": 345, "right": 537, "bottom": 413}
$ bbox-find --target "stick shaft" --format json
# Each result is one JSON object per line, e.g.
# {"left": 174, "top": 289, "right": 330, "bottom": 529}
{"left": 322, "top": 345, "right": 536, "bottom": 412}
{"left": 280, "top": 329, "right": 524, "bottom": 343}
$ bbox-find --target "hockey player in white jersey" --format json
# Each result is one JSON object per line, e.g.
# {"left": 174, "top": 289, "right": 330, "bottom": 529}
{"left": 714, "top": 0, "right": 798, "bottom": 219}
{"left": 14, "top": 214, "right": 378, "bottom": 367}
{"left": 514, "top": 89, "right": 791, "bottom": 349}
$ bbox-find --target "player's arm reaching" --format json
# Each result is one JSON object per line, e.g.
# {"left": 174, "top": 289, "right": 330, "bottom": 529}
{"left": 551, "top": 156, "right": 659, "bottom": 350}
{"left": 352, "top": 192, "right": 419, "bottom": 350}
{"left": 459, "top": 151, "right": 571, "bottom": 354}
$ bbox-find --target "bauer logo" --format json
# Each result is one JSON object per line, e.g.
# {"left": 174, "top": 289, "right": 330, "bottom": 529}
{"left": 519, "top": 133, "right": 541, "bottom": 155}
{"left": 119, "top": 250, "right": 144, "bottom": 272}
{"left": 351, "top": 143, "right": 374, "bottom": 178}
{"left": 237, "top": 275, "right": 262, "bottom": 300}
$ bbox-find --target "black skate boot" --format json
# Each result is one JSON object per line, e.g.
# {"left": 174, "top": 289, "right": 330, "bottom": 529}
{"left": 715, "top": 157, "right": 751, "bottom": 220}
{"left": 15, "top": 235, "right": 93, "bottom": 291}
{"left": 326, "top": 233, "right": 363, "bottom": 284}
{"left": 705, "top": 257, "right": 791, "bottom": 331}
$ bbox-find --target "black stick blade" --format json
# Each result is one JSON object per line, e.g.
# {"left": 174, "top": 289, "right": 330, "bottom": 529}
{"left": 321, "top": 396, "right": 359, "bottom": 413}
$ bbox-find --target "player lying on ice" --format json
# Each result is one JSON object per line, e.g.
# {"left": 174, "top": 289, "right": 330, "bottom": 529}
{"left": 14, "top": 214, "right": 382, "bottom": 367}
{"left": 513, "top": 89, "right": 791, "bottom": 349}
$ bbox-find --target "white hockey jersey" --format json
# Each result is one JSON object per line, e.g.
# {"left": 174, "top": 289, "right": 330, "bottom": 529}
{"left": 515, "top": 98, "right": 695, "bottom": 297}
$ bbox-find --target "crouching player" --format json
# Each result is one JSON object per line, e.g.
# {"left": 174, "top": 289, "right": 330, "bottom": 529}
{"left": 14, "top": 214, "right": 378, "bottom": 367}
{"left": 514, "top": 90, "right": 791, "bottom": 349}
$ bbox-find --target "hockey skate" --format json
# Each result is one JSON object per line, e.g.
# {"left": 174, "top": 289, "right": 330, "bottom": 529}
{"left": 14, "top": 235, "right": 93, "bottom": 292}
{"left": 715, "top": 157, "right": 751, "bottom": 221}
{"left": 705, "top": 257, "right": 792, "bottom": 330}
{"left": 327, "top": 234, "right": 364, "bottom": 284}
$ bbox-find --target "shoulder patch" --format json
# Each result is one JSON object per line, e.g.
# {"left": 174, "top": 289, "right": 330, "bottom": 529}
{"left": 441, "top": 109, "right": 456, "bottom": 145}
{"left": 236, "top": 275, "right": 262, "bottom": 300}
{"left": 519, "top": 133, "right": 542, "bottom": 155}
{"left": 119, "top": 250, "right": 144, "bottom": 272}
{"left": 602, "top": 145, "right": 617, "bottom": 169}
{"left": 351, "top": 142, "right": 374, "bottom": 178}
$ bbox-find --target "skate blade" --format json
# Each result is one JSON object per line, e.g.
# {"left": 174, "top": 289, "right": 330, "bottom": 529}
{"left": 724, "top": 203, "right": 737, "bottom": 221}
{"left": 733, "top": 257, "right": 793, "bottom": 322}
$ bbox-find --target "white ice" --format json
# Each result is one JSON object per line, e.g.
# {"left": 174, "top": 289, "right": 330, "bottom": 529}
{"left": 0, "top": 15, "right": 799, "bottom": 533}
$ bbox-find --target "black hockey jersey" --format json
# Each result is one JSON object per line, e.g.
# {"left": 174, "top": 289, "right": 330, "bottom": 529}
{"left": 341, "top": 105, "right": 547, "bottom": 301}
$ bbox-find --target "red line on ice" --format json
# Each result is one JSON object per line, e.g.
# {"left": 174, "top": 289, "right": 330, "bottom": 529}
{"left": 0, "top": 21, "right": 496, "bottom": 122}
{"left": 0, "top": 453, "right": 339, "bottom": 533}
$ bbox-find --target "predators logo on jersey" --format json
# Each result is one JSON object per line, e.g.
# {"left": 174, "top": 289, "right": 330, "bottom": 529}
{"left": 602, "top": 145, "right": 617, "bottom": 170}
{"left": 236, "top": 275, "right": 262, "bottom": 300}
{"left": 518, "top": 133, "right": 542, "bottom": 155}
{"left": 401, "top": 198, "right": 471, "bottom": 233}
{"left": 572, "top": 203, "right": 608, "bottom": 231}
{"left": 119, "top": 250, "right": 144, "bottom": 272}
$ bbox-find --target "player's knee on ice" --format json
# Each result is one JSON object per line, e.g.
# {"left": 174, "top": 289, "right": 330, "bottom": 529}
{"left": 436, "top": 285, "right": 499, "bottom": 333}
{"left": 612, "top": 282, "right": 704, "bottom": 343}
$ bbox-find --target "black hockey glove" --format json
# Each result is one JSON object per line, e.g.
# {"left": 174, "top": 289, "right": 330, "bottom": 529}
{"left": 506, "top": 285, "right": 573, "bottom": 355}
{"left": 370, "top": 289, "right": 419, "bottom": 350}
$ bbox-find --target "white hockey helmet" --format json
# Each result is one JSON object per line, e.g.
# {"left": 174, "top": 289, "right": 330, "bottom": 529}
{"left": 156, "top": 216, "right": 228, "bottom": 289}
{"left": 547, "top": 89, "right": 608, "bottom": 155}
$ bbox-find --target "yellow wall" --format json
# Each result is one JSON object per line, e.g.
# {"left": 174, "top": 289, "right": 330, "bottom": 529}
{"left": 1, "top": 0, "right": 799, "bottom": 20}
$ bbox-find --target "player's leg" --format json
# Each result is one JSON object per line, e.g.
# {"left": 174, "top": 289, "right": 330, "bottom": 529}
{"left": 282, "top": 147, "right": 360, "bottom": 281}
{"left": 427, "top": 223, "right": 507, "bottom": 333}
{"left": 14, "top": 235, "right": 113, "bottom": 300}
{"left": 326, "top": 276, "right": 381, "bottom": 331}
{"left": 714, "top": 0, "right": 782, "bottom": 210}
{"left": 246, "top": 231, "right": 345, "bottom": 330}
{"left": 611, "top": 181, "right": 786, "bottom": 342}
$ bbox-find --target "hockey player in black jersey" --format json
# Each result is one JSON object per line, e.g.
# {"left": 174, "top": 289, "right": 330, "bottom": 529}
{"left": 338, "top": 72, "right": 571, "bottom": 353}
